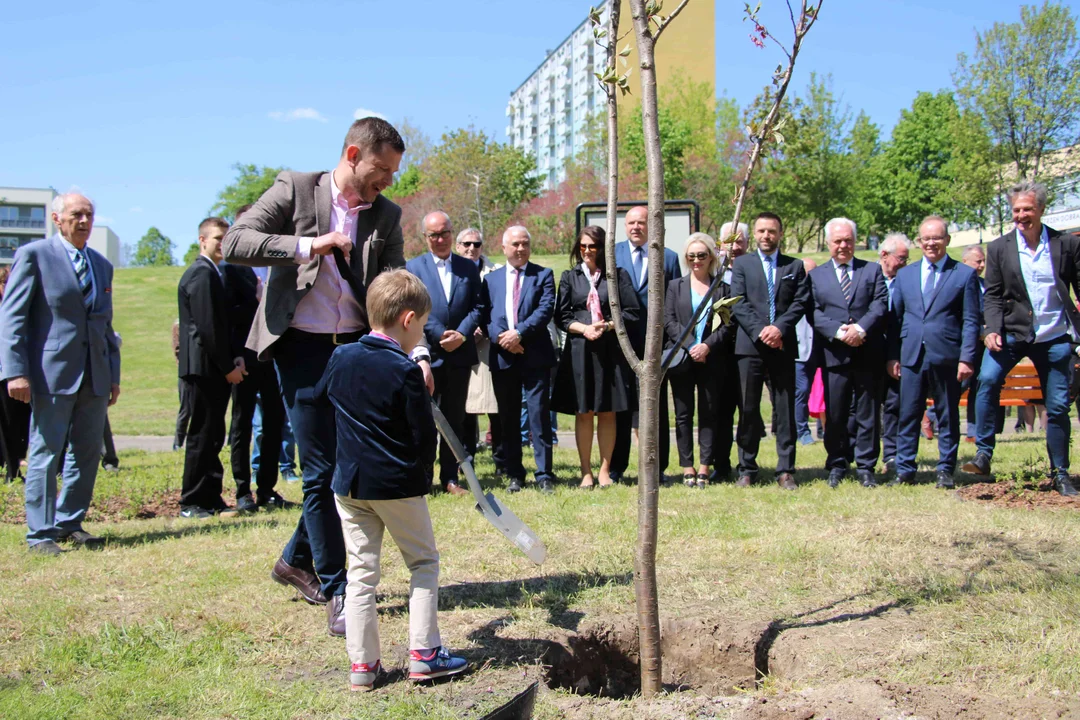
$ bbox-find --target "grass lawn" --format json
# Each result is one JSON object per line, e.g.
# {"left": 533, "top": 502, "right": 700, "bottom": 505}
{"left": 1, "top": 430, "right": 1078, "bottom": 719}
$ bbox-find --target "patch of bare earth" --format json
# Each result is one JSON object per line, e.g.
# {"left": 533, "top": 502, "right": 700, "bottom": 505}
{"left": 0, "top": 489, "right": 181, "bottom": 525}
{"left": 957, "top": 478, "right": 1080, "bottom": 510}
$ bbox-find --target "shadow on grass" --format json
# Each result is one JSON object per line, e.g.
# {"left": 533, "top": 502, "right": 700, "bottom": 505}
{"left": 380, "top": 571, "right": 632, "bottom": 630}
{"left": 104, "top": 515, "right": 287, "bottom": 548}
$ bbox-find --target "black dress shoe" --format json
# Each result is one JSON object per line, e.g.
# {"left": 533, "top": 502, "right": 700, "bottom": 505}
{"left": 271, "top": 557, "right": 327, "bottom": 605}
{"left": 257, "top": 492, "right": 298, "bottom": 510}
{"left": 961, "top": 452, "right": 992, "bottom": 476}
{"left": 28, "top": 539, "right": 63, "bottom": 556}
{"left": 537, "top": 479, "right": 555, "bottom": 494}
{"left": 857, "top": 470, "right": 877, "bottom": 488}
{"left": 58, "top": 529, "right": 105, "bottom": 548}
{"left": 735, "top": 475, "right": 753, "bottom": 488}
{"left": 608, "top": 471, "right": 622, "bottom": 484}
{"left": 326, "top": 594, "right": 346, "bottom": 637}
{"left": 236, "top": 494, "right": 259, "bottom": 513}
{"left": 888, "top": 472, "right": 914, "bottom": 487}
{"left": 1054, "top": 474, "right": 1079, "bottom": 497}
{"left": 506, "top": 479, "right": 523, "bottom": 493}
{"left": 935, "top": 471, "right": 955, "bottom": 489}
{"left": 827, "top": 470, "right": 845, "bottom": 489}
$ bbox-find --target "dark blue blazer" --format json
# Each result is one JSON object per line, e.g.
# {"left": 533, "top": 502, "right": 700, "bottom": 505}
{"left": 614, "top": 241, "right": 682, "bottom": 350}
{"left": 405, "top": 252, "right": 482, "bottom": 368}
{"left": 481, "top": 262, "right": 556, "bottom": 371}
{"left": 317, "top": 335, "right": 436, "bottom": 500}
{"left": 809, "top": 258, "right": 888, "bottom": 368}
{"left": 889, "top": 257, "right": 980, "bottom": 369}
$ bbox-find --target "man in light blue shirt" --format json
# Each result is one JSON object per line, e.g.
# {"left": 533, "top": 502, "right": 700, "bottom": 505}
{"left": 964, "top": 180, "right": 1080, "bottom": 496}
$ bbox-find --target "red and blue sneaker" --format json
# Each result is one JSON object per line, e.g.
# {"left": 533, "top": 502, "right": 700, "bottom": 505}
{"left": 408, "top": 647, "right": 468, "bottom": 682}
{"left": 349, "top": 659, "right": 380, "bottom": 692}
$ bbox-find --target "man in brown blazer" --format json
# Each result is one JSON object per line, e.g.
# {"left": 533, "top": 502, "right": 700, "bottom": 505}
{"left": 223, "top": 117, "right": 431, "bottom": 637}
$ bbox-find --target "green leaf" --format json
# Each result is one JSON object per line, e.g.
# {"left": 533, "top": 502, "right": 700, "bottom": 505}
{"left": 620, "top": 44, "right": 632, "bottom": 57}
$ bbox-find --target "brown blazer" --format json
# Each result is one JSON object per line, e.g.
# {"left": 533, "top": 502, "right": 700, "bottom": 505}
{"left": 222, "top": 170, "right": 406, "bottom": 360}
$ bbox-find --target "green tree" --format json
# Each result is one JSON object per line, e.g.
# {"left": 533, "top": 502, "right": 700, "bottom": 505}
{"left": 183, "top": 242, "right": 201, "bottom": 265}
{"left": 752, "top": 73, "right": 857, "bottom": 250}
{"left": 953, "top": 2, "right": 1080, "bottom": 180}
{"left": 210, "top": 163, "right": 287, "bottom": 219}
{"left": 133, "top": 227, "right": 175, "bottom": 267}
{"left": 384, "top": 164, "right": 422, "bottom": 200}
{"left": 845, "top": 111, "right": 883, "bottom": 239}
{"left": 868, "top": 90, "right": 995, "bottom": 235}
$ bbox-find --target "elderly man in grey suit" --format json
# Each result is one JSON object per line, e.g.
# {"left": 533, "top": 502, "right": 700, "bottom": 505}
{"left": 0, "top": 192, "right": 121, "bottom": 555}
{"left": 223, "top": 117, "right": 429, "bottom": 638}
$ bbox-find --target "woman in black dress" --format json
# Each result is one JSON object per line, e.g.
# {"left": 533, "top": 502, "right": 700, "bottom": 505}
{"left": 665, "top": 232, "right": 728, "bottom": 489}
{"left": 553, "top": 226, "right": 640, "bottom": 488}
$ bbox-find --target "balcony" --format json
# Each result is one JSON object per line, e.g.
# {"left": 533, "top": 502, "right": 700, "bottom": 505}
{"left": 0, "top": 218, "right": 45, "bottom": 229}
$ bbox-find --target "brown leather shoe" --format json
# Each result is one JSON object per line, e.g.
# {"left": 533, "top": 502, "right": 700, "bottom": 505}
{"left": 776, "top": 473, "right": 798, "bottom": 491}
{"left": 326, "top": 594, "right": 346, "bottom": 637}
{"left": 445, "top": 481, "right": 469, "bottom": 497}
{"left": 271, "top": 557, "right": 327, "bottom": 605}
{"left": 735, "top": 475, "right": 753, "bottom": 488}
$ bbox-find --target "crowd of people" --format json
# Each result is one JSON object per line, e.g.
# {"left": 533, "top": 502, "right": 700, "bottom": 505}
{"left": 3, "top": 117, "right": 1079, "bottom": 691}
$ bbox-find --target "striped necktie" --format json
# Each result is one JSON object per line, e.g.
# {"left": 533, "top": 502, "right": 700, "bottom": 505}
{"left": 765, "top": 256, "right": 776, "bottom": 323}
{"left": 839, "top": 263, "right": 852, "bottom": 303}
{"left": 74, "top": 248, "right": 93, "bottom": 308}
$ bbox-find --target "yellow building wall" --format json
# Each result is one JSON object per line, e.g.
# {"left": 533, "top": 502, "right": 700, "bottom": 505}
{"left": 616, "top": 0, "right": 716, "bottom": 108}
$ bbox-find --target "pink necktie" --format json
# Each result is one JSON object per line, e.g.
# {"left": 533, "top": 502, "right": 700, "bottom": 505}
{"left": 512, "top": 269, "right": 522, "bottom": 324}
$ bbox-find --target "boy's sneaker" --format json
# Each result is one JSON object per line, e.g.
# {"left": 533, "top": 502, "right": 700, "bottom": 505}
{"left": 349, "top": 660, "right": 380, "bottom": 692}
{"left": 408, "top": 646, "right": 468, "bottom": 682}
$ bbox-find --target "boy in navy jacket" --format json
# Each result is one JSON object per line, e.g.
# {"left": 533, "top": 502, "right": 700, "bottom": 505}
{"left": 318, "top": 269, "right": 467, "bottom": 691}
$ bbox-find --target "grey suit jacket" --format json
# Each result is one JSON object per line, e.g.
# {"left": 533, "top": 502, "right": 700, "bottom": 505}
{"left": 222, "top": 170, "right": 407, "bottom": 360}
{"left": 0, "top": 235, "right": 121, "bottom": 396}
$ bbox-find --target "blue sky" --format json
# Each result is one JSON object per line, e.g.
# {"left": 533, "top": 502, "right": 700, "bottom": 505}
{"left": 1, "top": 0, "right": 1071, "bottom": 260}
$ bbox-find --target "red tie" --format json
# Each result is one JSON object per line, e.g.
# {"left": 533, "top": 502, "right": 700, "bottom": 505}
{"left": 512, "top": 268, "right": 522, "bottom": 325}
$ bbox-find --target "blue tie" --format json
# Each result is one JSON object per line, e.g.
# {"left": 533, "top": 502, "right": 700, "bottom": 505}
{"left": 886, "top": 277, "right": 894, "bottom": 311}
{"left": 632, "top": 246, "right": 644, "bottom": 288}
{"left": 74, "top": 249, "right": 93, "bottom": 308}
{"left": 765, "top": 256, "right": 776, "bottom": 323}
{"left": 922, "top": 262, "right": 937, "bottom": 300}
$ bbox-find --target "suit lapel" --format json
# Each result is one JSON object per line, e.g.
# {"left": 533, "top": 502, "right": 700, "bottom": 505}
{"left": 516, "top": 264, "right": 535, "bottom": 323}
{"left": 924, "top": 258, "right": 950, "bottom": 315}
{"left": 314, "top": 173, "right": 331, "bottom": 237}
{"left": 447, "top": 255, "right": 463, "bottom": 306}
{"left": 50, "top": 236, "right": 90, "bottom": 314}
{"left": 847, "top": 258, "right": 866, "bottom": 307}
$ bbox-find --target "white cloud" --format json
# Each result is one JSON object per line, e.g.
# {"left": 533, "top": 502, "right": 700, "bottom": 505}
{"left": 129, "top": 206, "right": 143, "bottom": 214}
{"left": 353, "top": 107, "right": 387, "bottom": 121}
{"left": 268, "top": 107, "right": 328, "bottom": 123}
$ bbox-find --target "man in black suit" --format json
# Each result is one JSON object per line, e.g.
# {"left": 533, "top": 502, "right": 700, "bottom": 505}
{"left": 405, "top": 211, "right": 482, "bottom": 496}
{"left": 876, "top": 233, "right": 910, "bottom": 476}
{"left": 221, "top": 204, "right": 291, "bottom": 513}
{"left": 809, "top": 218, "right": 889, "bottom": 488}
{"left": 730, "top": 212, "right": 810, "bottom": 490}
{"left": 178, "top": 218, "right": 246, "bottom": 518}
{"left": 964, "top": 180, "right": 1080, "bottom": 495}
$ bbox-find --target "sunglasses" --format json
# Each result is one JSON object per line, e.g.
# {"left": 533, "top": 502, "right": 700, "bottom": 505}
{"left": 458, "top": 240, "right": 482, "bottom": 248}
{"left": 579, "top": 244, "right": 599, "bottom": 251}
{"left": 686, "top": 252, "right": 711, "bottom": 261}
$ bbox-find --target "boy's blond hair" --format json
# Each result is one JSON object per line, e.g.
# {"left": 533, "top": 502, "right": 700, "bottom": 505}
{"left": 367, "top": 269, "right": 432, "bottom": 329}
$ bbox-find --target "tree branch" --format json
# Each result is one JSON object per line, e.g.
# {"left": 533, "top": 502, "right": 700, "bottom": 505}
{"left": 654, "top": 0, "right": 691, "bottom": 41}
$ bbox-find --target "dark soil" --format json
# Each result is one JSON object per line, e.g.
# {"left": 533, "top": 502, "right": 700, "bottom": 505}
{"left": 957, "top": 478, "right": 1080, "bottom": 510}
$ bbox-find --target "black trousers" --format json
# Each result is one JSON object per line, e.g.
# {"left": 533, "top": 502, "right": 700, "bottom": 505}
{"left": 229, "top": 359, "right": 285, "bottom": 500}
{"left": 101, "top": 414, "right": 118, "bottom": 467}
{"left": 670, "top": 361, "right": 716, "bottom": 467}
{"left": 710, "top": 354, "right": 741, "bottom": 475}
{"left": 180, "top": 374, "right": 230, "bottom": 509}
{"left": 462, "top": 412, "right": 504, "bottom": 470}
{"left": 611, "top": 377, "right": 671, "bottom": 477}
{"left": 822, "top": 363, "right": 881, "bottom": 472}
{"left": 174, "top": 377, "right": 193, "bottom": 448}
{"left": 432, "top": 365, "right": 471, "bottom": 486}
{"left": 736, "top": 353, "right": 796, "bottom": 476}
{"left": 0, "top": 381, "right": 31, "bottom": 481}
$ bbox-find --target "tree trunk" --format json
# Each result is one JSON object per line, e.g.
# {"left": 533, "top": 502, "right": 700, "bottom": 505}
{"left": 628, "top": 0, "right": 667, "bottom": 698}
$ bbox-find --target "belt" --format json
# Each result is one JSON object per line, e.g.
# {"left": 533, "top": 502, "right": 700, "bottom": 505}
{"left": 285, "top": 328, "right": 365, "bottom": 346}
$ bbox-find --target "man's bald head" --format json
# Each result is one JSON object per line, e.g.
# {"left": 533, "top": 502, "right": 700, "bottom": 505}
{"left": 51, "top": 192, "right": 95, "bottom": 249}
{"left": 422, "top": 211, "right": 453, "bottom": 259}
{"left": 625, "top": 206, "right": 648, "bottom": 247}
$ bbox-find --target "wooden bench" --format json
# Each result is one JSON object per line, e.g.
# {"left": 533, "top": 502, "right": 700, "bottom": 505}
{"left": 958, "top": 360, "right": 1041, "bottom": 407}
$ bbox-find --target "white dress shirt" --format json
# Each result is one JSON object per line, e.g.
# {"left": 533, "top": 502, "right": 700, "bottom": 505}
{"left": 1017, "top": 226, "right": 1069, "bottom": 343}
{"left": 505, "top": 264, "right": 524, "bottom": 332}
{"left": 832, "top": 258, "right": 865, "bottom": 338}
{"left": 432, "top": 252, "right": 453, "bottom": 302}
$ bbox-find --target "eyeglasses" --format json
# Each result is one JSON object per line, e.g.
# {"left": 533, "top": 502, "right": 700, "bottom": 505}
{"left": 579, "top": 244, "right": 599, "bottom": 252}
{"left": 424, "top": 231, "right": 452, "bottom": 241}
{"left": 458, "top": 240, "right": 482, "bottom": 248}
{"left": 686, "top": 252, "right": 711, "bottom": 261}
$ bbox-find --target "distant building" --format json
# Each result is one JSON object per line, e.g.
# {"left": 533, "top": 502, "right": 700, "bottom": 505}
{"left": 0, "top": 186, "right": 121, "bottom": 265}
{"left": 505, "top": 1, "right": 716, "bottom": 189}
